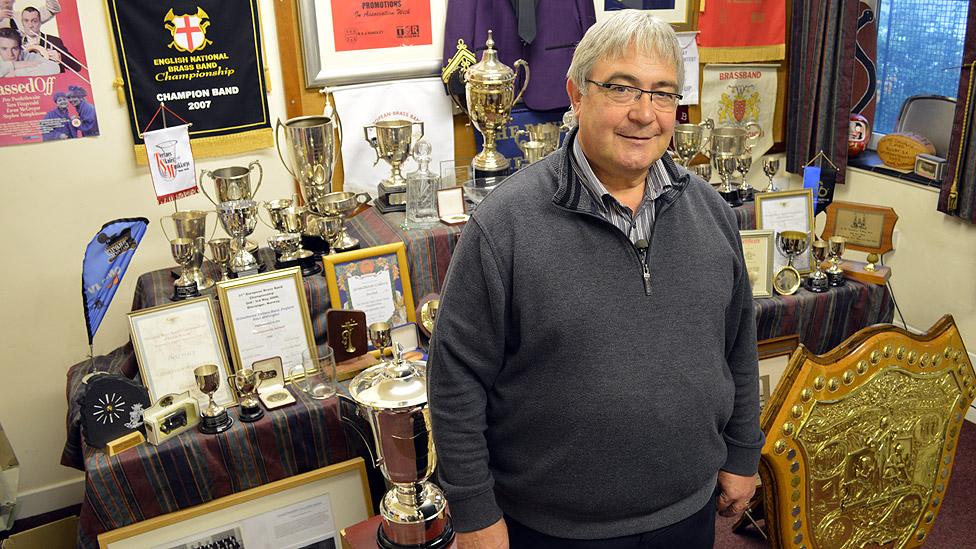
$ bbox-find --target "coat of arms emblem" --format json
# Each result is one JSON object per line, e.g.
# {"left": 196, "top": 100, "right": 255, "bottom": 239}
{"left": 164, "top": 8, "right": 212, "bottom": 53}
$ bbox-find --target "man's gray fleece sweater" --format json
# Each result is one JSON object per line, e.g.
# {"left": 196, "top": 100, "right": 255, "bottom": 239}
{"left": 428, "top": 132, "right": 764, "bottom": 539}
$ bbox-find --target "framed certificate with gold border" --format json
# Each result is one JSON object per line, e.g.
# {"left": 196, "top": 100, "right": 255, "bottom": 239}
{"left": 322, "top": 242, "right": 416, "bottom": 328}
{"left": 216, "top": 267, "right": 317, "bottom": 376}
{"left": 128, "top": 297, "right": 236, "bottom": 408}
{"left": 755, "top": 189, "right": 815, "bottom": 274}
{"left": 740, "top": 229, "right": 775, "bottom": 298}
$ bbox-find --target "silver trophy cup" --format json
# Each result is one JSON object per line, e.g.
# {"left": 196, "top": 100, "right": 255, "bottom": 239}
{"left": 672, "top": 119, "right": 713, "bottom": 167}
{"left": 276, "top": 115, "right": 340, "bottom": 215}
{"left": 365, "top": 118, "right": 425, "bottom": 191}
{"left": 217, "top": 200, "right": 260, "bottom": 274}
{"left": 199, "top": 161, "right": 263, "bottom": 206}
{"left": 161, "top": 210, "right": 215, "bottom": 290}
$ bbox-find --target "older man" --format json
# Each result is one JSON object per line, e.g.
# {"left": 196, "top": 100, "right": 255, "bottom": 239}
{"left": 428, "top": 10, "right": 763, "bottom": 549}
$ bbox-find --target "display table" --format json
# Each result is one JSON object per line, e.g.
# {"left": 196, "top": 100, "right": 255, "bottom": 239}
{"left": 63, "top": 202, "right": 890, "bottom": 548}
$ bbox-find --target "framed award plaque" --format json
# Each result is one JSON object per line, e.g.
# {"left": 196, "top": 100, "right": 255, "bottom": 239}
{"left": 820, "top": 201, "right": 898, "bottom": 255}
{"left": 322, "top": 242, "right": 416, "bottom": 329}
{"left": 739, "top": 230, "right": 775, "bottom": 298}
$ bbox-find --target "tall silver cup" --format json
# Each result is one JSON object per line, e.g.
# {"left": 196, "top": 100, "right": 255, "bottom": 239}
{"left": 276, "top": 115, "right": 340, "bottom": 215}
{"left": 217, "top": 200, "right": 260, "bottom": 274}
{"left": 672, "top": 119, "right": 713, "bottom": 167}
{"left": 365, "top": 119, "right": 425, "bottom": 190}
{"left": 199, "top": 161, "right": 263, "bottom": 206}
{"left": 161, "top": 210, "right": 215, "bottom": 290}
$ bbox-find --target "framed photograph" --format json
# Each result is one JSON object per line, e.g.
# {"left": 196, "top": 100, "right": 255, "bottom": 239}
{"left": 128, "top": 297, "right": 235, "bottom": 409}
{"left": 821, "top": 201, "right": 898, "bottom": 255}
{"left": 98, "top": 458, "right": 373, "bottom": 549}
{"left": 755, "top": 189, "right": 815, "bottom": 274}
{"left": 739, "top": 230, "right": 774, "bottom": 298}
{"left": 757, "top": 334, "right": 800, "bottom": 411}
{"left": 297, "top": 0, "right": 448, "bottom": 86}
{"left": 216, "top": 267, "right": 317, "bottom": 375}
{"left": 322, "top": 242, "right": 416, "bottom": 329}
{"left": 596, "top": 0, "right": 698, "bottom": 31}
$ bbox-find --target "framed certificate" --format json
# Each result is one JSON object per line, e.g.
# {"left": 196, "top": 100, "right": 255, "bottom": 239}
{"left": 128, "top": 297, "right": 235, "bottom": 408}
{"left": 755, "top": 189, "right": 815, "bottom": 274}
{"left": 322, "top": 242, "right": 416, "bottom": 329}
{"left": 821, "top": 201, "right": 898, "bottom": 255}
{"left": 216, "top": 267, "right": 317, "bottom": 377}
{"left": 740, "top": 230, "right": 775, "bottom": 298}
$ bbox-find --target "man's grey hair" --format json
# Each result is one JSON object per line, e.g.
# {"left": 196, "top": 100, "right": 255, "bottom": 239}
{"left": 567, "top": 10, "right": 684, "bottom": 99}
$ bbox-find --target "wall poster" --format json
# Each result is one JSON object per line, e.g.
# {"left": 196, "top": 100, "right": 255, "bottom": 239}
{"left": 0, "top": 0, "right": 97, "bottom": 146}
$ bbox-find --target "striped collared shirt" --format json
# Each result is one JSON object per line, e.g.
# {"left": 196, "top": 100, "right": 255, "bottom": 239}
{"left": 571, "top": 138, "right": 672, "bottom": 244}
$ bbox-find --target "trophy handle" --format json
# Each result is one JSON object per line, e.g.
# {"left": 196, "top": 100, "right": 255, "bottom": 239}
{"left": 159, "top": 215, "right": 173, "bottom": 242}
{"left": 698, "top": 118, "right": 714, "bottom": 158}
{"left": 275, "top": 119, "right": 298, "bottom": 179}
{"left": 512, "top": 59, "right": 530, "bottom": 109}
{"left": 744, "top": 122, "right": 763, "bottom": 152}
{"left": 198, "top": 169, "right": 218, "bottom": 207}
{"left": 363, "top": 126, "right": 381, "bottom": 166}
{"left": 338, "top": 394, "right": 382, "bottom": 468}
{"left": 257, "top": 202, "right": 276, "bottom": 231}
{"left": 515, "top": 129, "right": 529, "bottom": 153}
{"left": 247, "top": 160, "right": 263, "bottom": 200}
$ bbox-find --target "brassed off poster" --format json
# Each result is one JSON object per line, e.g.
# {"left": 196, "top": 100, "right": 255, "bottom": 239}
{"left": 0, "top": 0, "right": 98, "bottom": 147}
{"left": 107, "top": 0, "right": 272, "bottom": 164}
{"left": 700, "top": 64, "right": 778, "bottom": 162}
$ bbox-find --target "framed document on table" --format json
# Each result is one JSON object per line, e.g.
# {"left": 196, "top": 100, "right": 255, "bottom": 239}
{"left": 98, "top": 458, "right": 372, "bottom": 549}
{"left": 740, "top": 230, "right": 775, "bottom": 298}
{"left": 128, "top": 297, "right": 235, "bottom": 408}
{"left": 755, "top": 189, "right": 815, "bottom": 274}
{"left": 216, "top": 267, "right": 317, "bottom": 376}
{"left": 323, "top": 242, "right": 416, "bottom": 328}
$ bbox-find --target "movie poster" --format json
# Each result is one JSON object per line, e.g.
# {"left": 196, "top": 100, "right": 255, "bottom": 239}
{"left": 0, "top": 0, "right": 97, "bottom": 147}
{"left": 331, "top": 0, "right": 432, "bottom": 52}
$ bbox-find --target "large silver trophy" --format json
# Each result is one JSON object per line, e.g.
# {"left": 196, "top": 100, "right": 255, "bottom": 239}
{"left": 276, "top": 115, "right": 340, "bottom": 215}
{"left": 463, "top": 30, "right": 529, "bottom": 176}
{"left": 709, "top": 124, "right": 760, "bottom": 207}
{"left": 217, "top": 200, "right": 260, "bottom": 275}
{"left": 161, "top": 210, "right": 215, "bottom": 291}
{"left": 672, "top": 119, "right": 713, "bottom": 167}
{"left": 365, "top": 118, "right": 425, "bottom": 207}
{"left": 199, "top": 161, "right": 263, "bottom": 206}
{"left": 342, "top": 345, "right": 454, "bottom": 548}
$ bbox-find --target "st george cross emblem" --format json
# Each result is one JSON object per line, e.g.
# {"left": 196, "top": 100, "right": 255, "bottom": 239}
{"left": 163, "top": 8, "right": 212, "bottom": 53}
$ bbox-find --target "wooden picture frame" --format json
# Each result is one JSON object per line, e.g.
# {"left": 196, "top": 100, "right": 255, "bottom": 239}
{"left": 296, "top": 0, "right": 449, "bottom": 87}
{"left": 740, "top": 229, "right": 775, "bottom": 298}
{"left": 820, "top": 201, "right": 899, "bottom": 255}
{"left": 595, "top": 0, "right": 698, "bottom": 31}
{"left": 215, "top": 267, "right": 318, "bottom": 376}
{"left": 128, "top": 297, "right": 235, "bottom": 409}
{"left": 757, "top": 334, "right": 800, "bottom": 411}
{"left": 755, "top": 189, "right": 816, "bottom": 274}
{"left": 323, "top": 242, "right": 416, "bottom": 329}
{"left": 98, "top": 458, "right": 373, "bottom": 549}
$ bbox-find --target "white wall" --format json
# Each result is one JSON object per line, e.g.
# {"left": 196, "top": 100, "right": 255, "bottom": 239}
{"left": 0, "top": 0, "right": 295, "bottom": 517}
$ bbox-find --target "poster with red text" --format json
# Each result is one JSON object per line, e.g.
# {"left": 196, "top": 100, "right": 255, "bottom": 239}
{"left": 0, "top": 0, "right": 97, "bottom": 147}
{"left": 331, "top": 0, "right": 432, "bottom": 52}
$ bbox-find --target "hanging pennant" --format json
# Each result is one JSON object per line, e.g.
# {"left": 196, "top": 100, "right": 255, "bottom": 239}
{"left": 144, "top": 123, "right": 197, "bottom": 204}
{"left": 82, "top": 218, "right": 150, "bottom": 345}
{"left": 105, "top": 0, "right": 272, "bottom": 164}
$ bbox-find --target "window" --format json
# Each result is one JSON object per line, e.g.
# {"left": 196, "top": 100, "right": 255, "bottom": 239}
{"left": 873, "top": 0, "right": 968, "bottom": 136}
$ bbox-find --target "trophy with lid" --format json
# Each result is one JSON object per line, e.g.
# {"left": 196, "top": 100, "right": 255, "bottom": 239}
{"left": 464, "top": 30, "right": 530, "bottom": 178}
{"left": 341, "top": 344, "right": 454, "bottom": 548}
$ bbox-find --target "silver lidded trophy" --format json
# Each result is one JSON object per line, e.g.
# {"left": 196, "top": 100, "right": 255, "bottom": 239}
{"left": 217, "top": 199, "right": 260, "bottom": 276}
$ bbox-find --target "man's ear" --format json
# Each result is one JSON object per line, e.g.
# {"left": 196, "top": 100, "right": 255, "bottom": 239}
{"left": 567, "top": 79, "right": 582, "bottom": 113}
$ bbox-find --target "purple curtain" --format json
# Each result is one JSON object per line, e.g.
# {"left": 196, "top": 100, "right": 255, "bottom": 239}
{"left": 785, "top": 0, "right": 860, "bottom": 184}
{"left": 938, "top": 4, "right": 976, "bottom": 223}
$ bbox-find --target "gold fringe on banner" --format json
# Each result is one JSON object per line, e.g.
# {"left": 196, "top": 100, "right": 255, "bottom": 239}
{"left": 699, "top": 44, "right": 786, "bottom": 64}
{"left": 947, "top": 61, "right": 975, "bottom": 213}
{"left": 133, "top": 128, "right": 274, "bottom": 165}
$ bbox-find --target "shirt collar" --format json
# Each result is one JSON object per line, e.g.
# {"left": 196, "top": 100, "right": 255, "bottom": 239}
{"left": 571, "top": 137, "right": 671, "bottom": 213}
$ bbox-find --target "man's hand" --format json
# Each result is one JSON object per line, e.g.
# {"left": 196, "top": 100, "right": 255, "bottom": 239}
{"left": 456, "top": 517, "right": 509, "bottom": 549}
{"left": 716, "top": 470, "right": 757, "bottom": 518}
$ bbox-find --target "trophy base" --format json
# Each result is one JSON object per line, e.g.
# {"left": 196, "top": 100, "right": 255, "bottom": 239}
{"left": 472, "top": 164, "right": 511, "bottom": 180}
{"left": 333, "top": 232, "right": 360, "bottom": 252}
{"left": 187, "top": 267, "right": 214, "bottom": 291}
{"left": 807, "top": 275, "right": 830, "bottom": 293}
{"left": 172, "top": 281, "right": 199, "bottom": 301}
{"left": 472, "top": 149, "right": 511, "bottom": 175}
{"left": 238, "top": 404, "right": 264, "bottom": 423}
{"left": 198, "top": 411, "right": 233, "bottom": 434}
{"left": 379, "top": 180, "right": 408, "bottom": 197}
{"left": 719, "top": 188, "right": 743, "bottom": 207}
{"left": 827, "top": 270, "right": 847, "bottom": 287}
{"left": 302, "top": 235, "right": 330, "bottom": 257}
{"left": 377, "top": 516, "right": 455, "bottom": 549}
{"left": 738, "top": 185, "right": 755, "bottom": 202}
{"left": 276, "top": 255, "right": 322, "bottom": 277}
{"left": 375, "top": 193, "right": 407, "bottom": 214}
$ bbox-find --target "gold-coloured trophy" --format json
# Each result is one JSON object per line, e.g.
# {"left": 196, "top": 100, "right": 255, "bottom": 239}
{"left": 194, "top": 364, "right": 233, "bottom": 434}
{"left": 463, "top": 30, "right": 530, "bottom": 176}
{"left": 229, "top": 368, "right": 263, "bottom": 422}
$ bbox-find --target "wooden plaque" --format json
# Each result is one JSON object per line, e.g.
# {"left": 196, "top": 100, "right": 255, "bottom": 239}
{"left": 821, "top": 201, "right": 898, "bottom": 255}
{"left": 327, "top": 309, "right": 368, "bottom": 363}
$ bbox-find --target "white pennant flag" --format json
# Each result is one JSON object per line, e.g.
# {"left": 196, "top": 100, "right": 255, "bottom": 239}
{"left": 701, "top": 64, "right": 779, "bottom": 161}
{"left": 143, "top": 124, "right": 198, "bottom": 204}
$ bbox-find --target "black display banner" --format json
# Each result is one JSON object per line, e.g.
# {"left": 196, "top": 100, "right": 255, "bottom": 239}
{"left": 107, "top": 0, "right": 272, "bottom": 163}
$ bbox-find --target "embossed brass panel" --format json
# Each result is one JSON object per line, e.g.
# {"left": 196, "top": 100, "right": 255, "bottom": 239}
{"left": 759, "top": 315, "right": 975, "bottom": 549}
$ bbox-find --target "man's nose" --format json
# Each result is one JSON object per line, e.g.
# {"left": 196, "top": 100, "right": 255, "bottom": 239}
{"left": 628, "top": 93, "right": 657, "bottom": 125}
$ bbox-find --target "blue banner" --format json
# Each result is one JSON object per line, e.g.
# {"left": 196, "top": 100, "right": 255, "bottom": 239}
{"left": 82, "top": 218, "right": 149, "bottom": 344}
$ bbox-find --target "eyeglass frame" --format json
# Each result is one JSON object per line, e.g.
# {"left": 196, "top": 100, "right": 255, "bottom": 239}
{"left": 584, "top": 79, "right": 683, "bottom": 111}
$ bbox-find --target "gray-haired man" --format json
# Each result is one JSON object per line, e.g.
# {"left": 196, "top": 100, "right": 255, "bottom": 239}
{"left": 429, "top": 9, "right": 763, "bottom": 549}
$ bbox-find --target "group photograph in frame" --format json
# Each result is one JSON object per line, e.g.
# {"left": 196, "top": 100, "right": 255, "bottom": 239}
{"left": 322, "top": 242, "right": 416, "bottom": 329}
{"left": 739, "top": 229, "right": 775, "bottom": 298}
{"left": 215, "top": 267, "right": 318, "bottom": 375}
{"left": 297, "top": 0, "right": 448, "bottom": 86}
{"left": 97, "top": 458, "right": 373, "bottom": 549}
{"left": 128, "top": 297, "right": 236, "bottom": 409}
{"left": 755, "top": 188, "right": 816, "bottom": 274}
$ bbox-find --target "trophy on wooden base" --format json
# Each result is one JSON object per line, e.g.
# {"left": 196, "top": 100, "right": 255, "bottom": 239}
{"left": 195, "top": 364, "right": 233, "bottom": 434}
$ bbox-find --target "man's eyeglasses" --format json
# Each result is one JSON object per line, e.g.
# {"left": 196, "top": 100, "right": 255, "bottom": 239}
{"left": 585, "top": 79, "right": 683, "bottom": 111}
